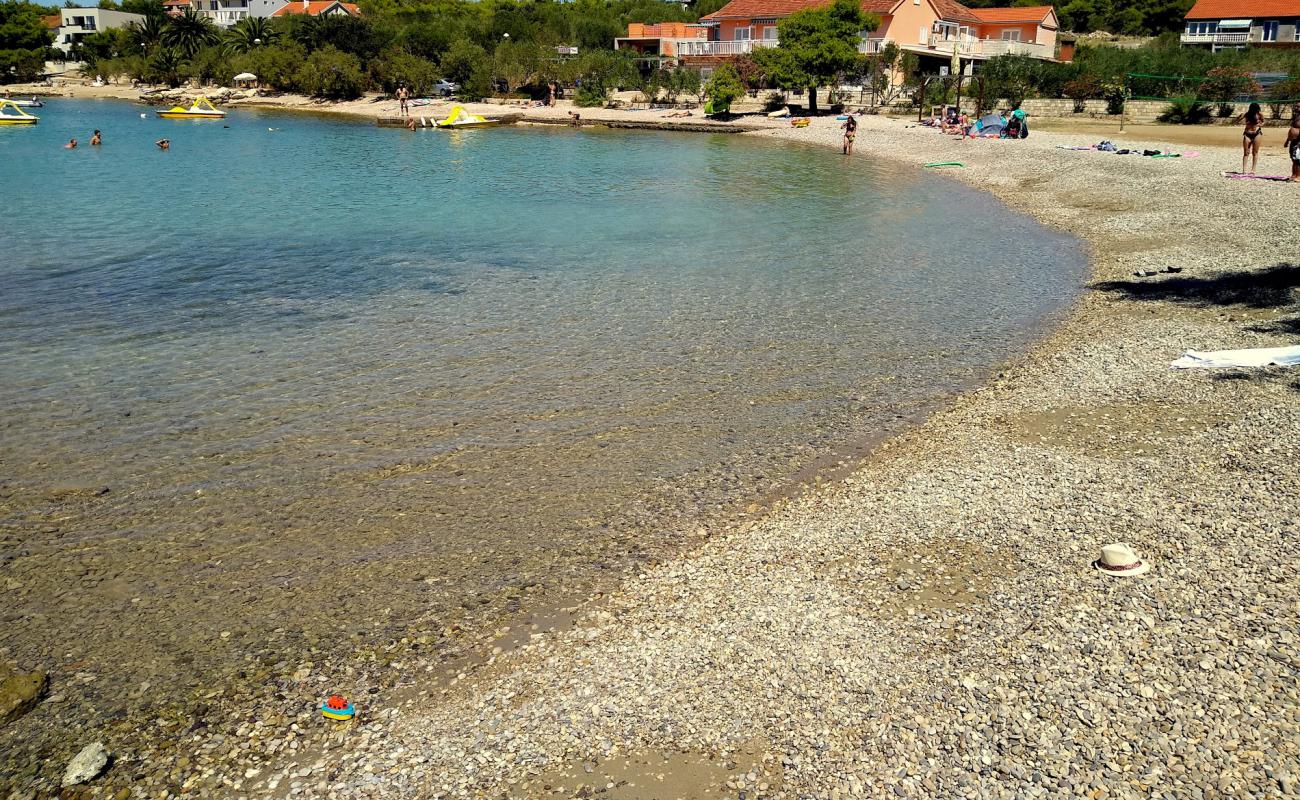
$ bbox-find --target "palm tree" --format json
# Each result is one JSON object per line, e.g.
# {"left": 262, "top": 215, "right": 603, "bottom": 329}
{"left": 149, "top": 47, "right": 187, "bottom": 87}
{"left": 130, "top": 15, "right": 165, "bottom": 51}
{"left": 163, "top": 8, "right": 219, "bottom": 59}
{"left": 224, "top": 17, "right": 280, "bottom": 55}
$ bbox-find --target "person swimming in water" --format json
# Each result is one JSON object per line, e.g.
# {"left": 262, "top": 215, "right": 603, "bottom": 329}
{"left": 1240, "top": 102, "right": 1264, "bottom": 175}
{"left": 64, "top": 138, "right": 77, "bottom": 149}
{"left": 90, "top": 130, "right": 101, "bottom": 146}
{"left": 155, "top": 138, "right": 170, "bottom": 150}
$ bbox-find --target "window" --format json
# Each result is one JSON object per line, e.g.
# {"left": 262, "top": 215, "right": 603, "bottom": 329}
{"left": 1262, "top": 20, "right": 1278, "bottom": 40}
{"left": 83, "top": 17, "right": 95, "bottom": 29}
{"left": 1001, "top": 29, "right": 1021, "bottom": 40}
{"left": 1185, "top": 21, "right": 1219, "bottom": 35}
{"left": 762, "top": 26, "right": 776, "bottom": 40}
{"left": 732, "top": 26, "right": 750, "bottom": 40}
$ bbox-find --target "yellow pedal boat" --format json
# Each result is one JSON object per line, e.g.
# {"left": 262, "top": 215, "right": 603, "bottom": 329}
{"left": 156, "top": 96, "right": 227, "bottom": 119}
{"left": 0, "top": 99, "right": 39, "bottom": 125}
{"left": 435, "top": 105, "right": 501, "bottom": 130}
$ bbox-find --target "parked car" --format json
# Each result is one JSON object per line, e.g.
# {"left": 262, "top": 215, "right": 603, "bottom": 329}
{"left": 433, "top": 80, "right": 459, "bottom": 97}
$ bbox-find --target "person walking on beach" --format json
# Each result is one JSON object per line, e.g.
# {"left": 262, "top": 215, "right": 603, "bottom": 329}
{"left": 90, "top": 129, "right": 101, "bottom": 146}
{"left": 1240, "top": 102, "right": 1265, "bottom": 175}
{"left": 1286, "top": 107, "right": 1300, "bottom": 182}
{"left": 397, "top": 84, "right": 409, "bottom": 115}
{"left": 547, "top": 82, "right": 557, "bottom": 107}
{"left": 841, "top": 114, "right": 857, "bottom": 155}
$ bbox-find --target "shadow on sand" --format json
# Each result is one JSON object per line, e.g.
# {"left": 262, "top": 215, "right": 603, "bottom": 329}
{"left": 1094, "top": 263, "right": 1300, "bottom": 392}
{"left": 1092, "top": 262, "right": 1300, "bottom": 313}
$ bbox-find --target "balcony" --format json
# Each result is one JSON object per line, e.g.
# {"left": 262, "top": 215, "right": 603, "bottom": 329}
{"left": 676, "top": 39, "right": 778, "bottom": 57}
{"left": 210, "top": 9, "right": 248, "bottom": 25}
{"left": 1179, "top": 31, "right": 1249, "bottom": 44}
{"left": 976, "top": 39, "right": 1054, "bottom": 58}
{"left": 858, "top": 37, "right": 886, "bottom": 54}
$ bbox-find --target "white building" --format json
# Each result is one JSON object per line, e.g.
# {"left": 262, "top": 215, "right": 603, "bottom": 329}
{"left": 54, "top": 8, "right": 145, "bottom": 55}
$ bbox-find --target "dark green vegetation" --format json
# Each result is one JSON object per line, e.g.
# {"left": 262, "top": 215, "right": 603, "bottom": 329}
{"left": 0, "top": 0, "right": 706, "bottom": 100}
{"left": 2, "top": 0, "right": 1298, "bottom": 112}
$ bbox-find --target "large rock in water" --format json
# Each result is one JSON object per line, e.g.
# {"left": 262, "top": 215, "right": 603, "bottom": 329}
{"left": 62, "top": 742, "right": 110, "bottom": 787}
{"left": 0, "top": 664, "right": 47, "bottom": 726}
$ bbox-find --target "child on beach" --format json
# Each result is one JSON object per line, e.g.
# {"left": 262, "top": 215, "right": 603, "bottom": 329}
{"left": 1240, "top": 102, "right": 1264, "bottom": 175}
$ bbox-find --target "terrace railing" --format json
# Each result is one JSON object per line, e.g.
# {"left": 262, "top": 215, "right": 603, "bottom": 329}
{"left": 1179, "top": 31, "right": 1250, "bottom": 44}
{"left": 676, "top": 39, "right": 778, "bottom": 57}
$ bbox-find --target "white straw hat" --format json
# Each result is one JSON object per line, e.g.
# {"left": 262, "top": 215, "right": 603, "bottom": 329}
{"left": 1094, "top": 543, "right": 1150, "bottom": 577}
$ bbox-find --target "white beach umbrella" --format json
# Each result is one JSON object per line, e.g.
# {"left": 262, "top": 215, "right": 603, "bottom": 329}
{"left": 233, "top": 72, "right": 258, "bottom": 81}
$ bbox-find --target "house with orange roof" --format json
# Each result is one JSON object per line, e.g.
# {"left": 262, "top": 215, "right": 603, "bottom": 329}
{"left": 270, "top": 0, "right": 361, "bottom": 18}
{"left": 620, "top": 0, "right": 1062, "bottom": 76}
{"left": 1181, "top": 0, "right": 1300, "bottom": 49}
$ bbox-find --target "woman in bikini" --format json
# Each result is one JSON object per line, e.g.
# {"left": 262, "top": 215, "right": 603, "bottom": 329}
{"left": 841, "top": 114, "right": 857, "bottom": 155}
{"left": 1241, "top": 102, "right": 1264, "bottom": 175}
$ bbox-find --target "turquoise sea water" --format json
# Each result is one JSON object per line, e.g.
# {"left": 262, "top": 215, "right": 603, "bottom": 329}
{"left": 0, "top": 99, "right": 1085, "bottom": 698}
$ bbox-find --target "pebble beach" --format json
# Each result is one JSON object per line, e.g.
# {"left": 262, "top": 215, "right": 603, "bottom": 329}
{"left": 3, "top": 89, "right": 1299, "bottom": 799}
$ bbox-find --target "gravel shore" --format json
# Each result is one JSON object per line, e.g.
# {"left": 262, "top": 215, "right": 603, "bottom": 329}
{"left": 4, "top": 95, "right": 1298, "bottom": 799}
{"left": 319, "top": 116, "right": 1299, "bottom": 799}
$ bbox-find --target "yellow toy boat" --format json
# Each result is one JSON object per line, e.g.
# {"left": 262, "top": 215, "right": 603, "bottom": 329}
{"left": 0, "top": 99, "right": 39, "bottom": 125}
{"left": 156, "top": 96, "right": 227, "bottom": 119}
{"left": 435, "top": 105, "right": 500, "bottom": 129}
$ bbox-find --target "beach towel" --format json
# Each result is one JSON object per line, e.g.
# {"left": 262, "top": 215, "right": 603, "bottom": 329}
{"left": 1171, "top": 345, "right": 1300, "bottom": 369}
{"left": 1057, "top": 145, "right": 1095, "bottom": 150}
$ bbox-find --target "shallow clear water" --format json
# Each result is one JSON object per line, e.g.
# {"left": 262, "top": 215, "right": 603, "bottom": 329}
{"left": 0, "top": 99, "right": 1084, "bottom": 696}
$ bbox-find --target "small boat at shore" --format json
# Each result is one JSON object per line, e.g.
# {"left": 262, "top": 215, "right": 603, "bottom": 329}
{"left": 0, "top": 99, "right": 39, "bottom": 125}
{"left": 156, "top": 96, "right": 226, "bottom": 119}
{"left": 435, "top": 105, "right": 503, "bottom": 130}
{"left": 3, "top": 97, "right": 44, "bottom": 108}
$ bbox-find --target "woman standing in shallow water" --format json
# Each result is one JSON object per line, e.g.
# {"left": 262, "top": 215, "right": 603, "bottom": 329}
{"left": 1240, "top": 102, "right": 1265, "bottom": 175}
{"left": 841, "top": 114, "right": 857, "bottom": 155}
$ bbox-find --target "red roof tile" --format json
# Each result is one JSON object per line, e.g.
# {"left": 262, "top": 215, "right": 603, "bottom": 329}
{"left": 930, "top": 0, "right": 980, "bottom": 23}
{"left": 1185, "top": 0, "right": 1300, "bottom": 17}
{"left": 703, "top": 0, "right": 898, "bottom": 21}
{"left": 271, "top": 0, "right": 359, "bottom": 16}
{"left": 41, "top": 13, "right": 61, "bottom": 28}
{"left": 969, "top": 5, "right": 1055, "bottom": 23}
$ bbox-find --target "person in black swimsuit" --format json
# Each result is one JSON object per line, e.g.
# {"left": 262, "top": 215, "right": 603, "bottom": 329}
{"left": 1241, "top": 102, "right": 1264, "bottom": 175}
{"left": 1286, "top": 107, "right": 1300, "bottom": 182}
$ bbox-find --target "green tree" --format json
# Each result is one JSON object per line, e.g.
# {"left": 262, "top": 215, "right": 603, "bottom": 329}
{"left": 230, "top": 40, "right": 306, "bottom": 90}
{"left": 492, "top": 38, "right": 544, "bottom": 93}
{"left": 439, "top": 38, "right": 491, "bottom": 99}
{"left": 294, "top": 44, "right": 366, "bottom": 99}
{"left": 130, "top": 14, "right": 164, "bottom": 50}
{"left": 370, "top": 46, "right": 437, "bottom": 94}
{"left": 703, "top": 61, "right": 743, "bottom": 113}
{"left": 571, "top": 48, "right": 636, "bottom": 106}
{"left": 163, "top": 7, "right": 218, "bottom": 59}
{"left": 0, "top": 1, "right": 56, "bottom": 83}
{"left": 750, "top": 0, "right": 876, "bottom": 113}
{"left": 149, "top": 46, "right": 187, "bottom": 86}
{"left": 224, "top": 16, "right": 280, "bottom": 55}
